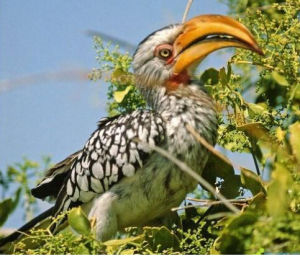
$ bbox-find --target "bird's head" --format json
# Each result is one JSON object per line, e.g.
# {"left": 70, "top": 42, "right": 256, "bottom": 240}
{"left": 133, "top": 14, "right": 263, "bottom": 91}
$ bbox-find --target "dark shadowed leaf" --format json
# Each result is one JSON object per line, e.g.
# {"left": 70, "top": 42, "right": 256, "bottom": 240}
{"left": 0, "top": 198, "right": 13, "bottom": 227}
{"left": 202, "top": 154, "right": 242, "bottom": 198}
{"left": 240, "top": 168, "right": 266, "bottom": 196}
{"left": 143, "top": 226, "right": 180, "bottom": 251}
{"left": 11, "top": 188, "right": 22, "bottom": 213}
{"left": 214, "top": 212, "right": 258, "bottom": 254}
{"left": 200, "top": 68, "right": 219, "bottom": 85}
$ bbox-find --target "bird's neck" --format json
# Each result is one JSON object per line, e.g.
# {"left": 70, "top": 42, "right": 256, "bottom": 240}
{"left": 139, "top": 84, "right": 218, "bottom": 147}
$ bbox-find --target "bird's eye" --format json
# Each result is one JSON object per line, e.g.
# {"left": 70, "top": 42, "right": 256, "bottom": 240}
{"left": 154, "top": 44, "right": 173, "bottom": 61}
{"left": 159, "top": 49, "right": 172, "bottom": 59}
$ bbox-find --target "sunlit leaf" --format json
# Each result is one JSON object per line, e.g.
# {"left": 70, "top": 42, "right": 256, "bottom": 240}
{"left": 289, "top": 121, "right": 300, "bottom": 163}
{"left": 267, "top": 163, "right": 292, "bottom": 218}
{"left": 275, "top": 127, "right": 286, "bottom": 142}
{"left": 247, "top": 103, "right": 267, "bottom": 116}
{"left": 248, "top": 192, "right": 266, "bottom": 210}
{"left": 68, "top": 207, "right": 91, "bottom": 235}
{"left": 113, "top": 85, "right": 132, "bottom": 103}
{"left": 111, "top": 69, "right": 134, "bottom": 84}
{"left": 237, "top": 122, "right": 270, "bottom": 141}
{"left": 272, "top": 71, "right": 289, "bottom": 86}
{"left": 104, "top": 235, "right": 142, "bottom": 254}
{"left": 120, "top": 249, "right": 136, "bottom": 255}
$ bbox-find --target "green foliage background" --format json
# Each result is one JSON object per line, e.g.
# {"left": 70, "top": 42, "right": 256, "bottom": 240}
{"left": 1, "top": 0, "right": 299, "bottom": 254}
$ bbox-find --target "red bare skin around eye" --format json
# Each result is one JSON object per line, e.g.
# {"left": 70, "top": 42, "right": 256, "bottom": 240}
{"left": 154, "top": 44, "right": 173, "bottom": 61}
{"left": 154, "top": 44, "right": 189, "bottom": 91}
{"left": 165, "top": 70, "right": 190, "bottom": 91}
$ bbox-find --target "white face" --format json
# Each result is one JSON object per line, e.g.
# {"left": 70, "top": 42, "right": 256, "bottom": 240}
{"left": 132, "top": 24, "right": 183, "bottom": 89}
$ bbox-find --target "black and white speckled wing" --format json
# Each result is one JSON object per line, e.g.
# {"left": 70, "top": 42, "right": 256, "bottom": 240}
{"left": 53, "top": 109, "right": 165, "bottom": 213}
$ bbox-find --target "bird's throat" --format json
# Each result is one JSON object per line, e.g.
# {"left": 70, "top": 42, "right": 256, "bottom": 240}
{"left": 165, "top": 70, "right": 190, "bottom": 91}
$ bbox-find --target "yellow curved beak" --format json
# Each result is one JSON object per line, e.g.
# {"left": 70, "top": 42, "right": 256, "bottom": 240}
{"left": 173, "top": 15, "right": 263, "bottom": 74}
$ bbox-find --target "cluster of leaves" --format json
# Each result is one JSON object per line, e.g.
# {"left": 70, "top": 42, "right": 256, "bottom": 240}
{"left": 11, "top": 204, "right": 217, "bottom": 254}
{"left": 0, "top": 157, "right": 51, "bottom": 227}
{"left": 89, "top": 37, "right": 145, "bottom": 116}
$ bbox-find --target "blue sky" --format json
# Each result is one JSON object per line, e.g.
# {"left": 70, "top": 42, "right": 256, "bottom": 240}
{"left": 1, "top": 1, "right": 257, "bottom": 228}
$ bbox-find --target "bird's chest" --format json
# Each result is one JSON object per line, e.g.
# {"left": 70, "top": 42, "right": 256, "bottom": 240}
{"left": 160, "top": 100, "right": 217, "bottom": 170}
{"left": 111, "top": 154, "right": 197, "bottom": 228}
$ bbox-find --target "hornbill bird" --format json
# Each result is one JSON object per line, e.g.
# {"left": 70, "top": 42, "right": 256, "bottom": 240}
{"left": 0, "top": 14, "right": 262, "bottom": 247}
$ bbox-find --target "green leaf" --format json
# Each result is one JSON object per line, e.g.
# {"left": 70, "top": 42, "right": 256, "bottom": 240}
{"left": 68, "top": 207, "right": 91, "bottom": 235}
{"left": 266, "top": 163, "right": 292, "bottom": 218}
{"left": 200, "top": 68, "right": 219, "bottom": 85}
{"left": 289, "top": 121, "right": 300, "bottom": 163}
{"left": 203, "top": 154, "right": 235, "bottom": 180}
{"left": 240, "top": 168, "right": 266, "bottom": 196}
{"left": 143, "top": 226, "right": 180, "bottom": 252}
{"left": 226, "top": 212, "right": 258, "bottom": 230}
{"left": 293, "top": 84, "right": 300, "bottom": 100}
{"left": 247, "top": 102, "right": 267, "bottom": 116}
{"left": 272, "top": 71, "right": 289, "bottom": 86}
{"left": 202, "top": 154, "right": 243, "bottom": 198}
{"left": 227, "top": 62, "right": 232, "bottom": 81}
{"left": 104, "top": 235, "right": 142, "bottom": 254}
{"left": 120, "top": 249, "right": 135, "bottom": 255}
{"left": 219, "top": 67, "right": 227, "bottom": 86}
{"left": 111, "top": 69, "right": 134, "bottom": 85}
{"left": 113, "top": 85, "right": 132, "bottom": 103}
{"left": 220, "top": 174, "right": 244, "bottom": 199}
{"left": 248, "top": 192, "right": 266, "bottom": 210}
{"left": 0, "top": 198, "right": 13, "bottom": 227}
{"left": 11, "top": 188, "right": 22, "bottom": 213}
{"left": 237, "top": 122, "right": 270, "bottom": 141}
{"left": 215, "top": 212, "right": 258, "bottom": 254}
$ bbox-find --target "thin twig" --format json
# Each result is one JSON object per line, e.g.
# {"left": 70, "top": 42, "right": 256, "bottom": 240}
{"left": 136, "top": 140, "right": 240, "bottom": 214}
{"left": 186, "top": 124, "right": 241, "bottom": 171}
{"left": 172, "top": 198, "right": 251, "bottom": 211}
{"left": 187, "top": 197, "right": 252, "bottom": 203}
{"left": 249, "top": 139, "right": 261, "bottom": 176}
{"left": 182, "top": 0, "right": 194, "bottom": 23}
{"left": 172, "top": 201, "right": 248, "bottom": 211}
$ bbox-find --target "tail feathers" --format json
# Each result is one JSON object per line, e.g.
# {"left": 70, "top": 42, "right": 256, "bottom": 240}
{"left": 31, "top": 150, "right": 81, "bottom": 199}
{"left": 0, "top": 206, "right": 54, "bottom": 250}
{"left": 49, "top": 186, "right": 73, "bottom": 234}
